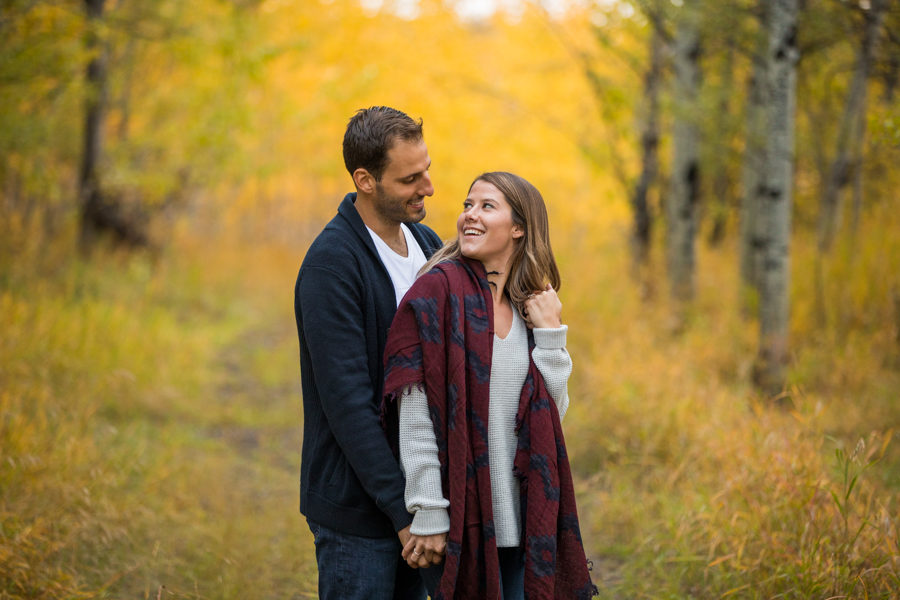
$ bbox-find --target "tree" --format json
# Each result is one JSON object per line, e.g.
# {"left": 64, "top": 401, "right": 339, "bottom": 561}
{"left": 704, "top": 41, "right": 736, "bottom": 247}
{"left": 666, "top": 0, "right": 702, "bottom": 306}
{"left": 78, "top": 0, "right": 148, "bottom": 250}
{"left": 739, "top": 0, "right": 769, "bottom": 307}
{"left": 754, "top": 0, "right": 798, "bottom": 394}
{"left": 0, "top": 2, "right": 83, "bottom": 247}
{"left": 631, "top": 3, "right": 666, "bottom": 285}
{"left": 818, "top": 0, "right": 887, "bottom": 250}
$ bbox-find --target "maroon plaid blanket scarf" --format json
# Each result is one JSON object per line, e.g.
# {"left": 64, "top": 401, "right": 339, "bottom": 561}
{"left": 383, "top": 257, "right": 596, "bottom": 599}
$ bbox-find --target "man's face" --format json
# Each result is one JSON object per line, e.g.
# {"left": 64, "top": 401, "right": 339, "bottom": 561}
{"left": 373, "top": 138, "right": 434, "bottom": 225}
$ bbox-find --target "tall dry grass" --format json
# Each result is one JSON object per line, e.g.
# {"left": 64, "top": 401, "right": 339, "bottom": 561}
{"left": 1, "top": 230, "right": 317, "bottom": 599}
{"left": 557, "top": 200, "right": 900, "bottom": 598}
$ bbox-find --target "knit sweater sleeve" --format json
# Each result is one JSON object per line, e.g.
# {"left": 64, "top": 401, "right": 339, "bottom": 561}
{"left": 399, "top": 387, "right": 450, "bottom": 536}
{"left": 532, "top": 325, "right": 572, "bottom": 420}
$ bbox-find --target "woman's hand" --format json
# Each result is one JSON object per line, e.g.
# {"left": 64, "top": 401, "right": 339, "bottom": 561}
{"left": 523, "top": 284, "right": 562, "bottom": 329}
{"left": 402, "top": 532, "right": 447, "bottom": 568}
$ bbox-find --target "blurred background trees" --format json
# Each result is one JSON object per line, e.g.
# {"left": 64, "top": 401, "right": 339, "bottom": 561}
{"left": 6, "top": 0, "right": 894, "bottom": 317}
{"left": 576, "top": 0, "right": 899, "bottom": 392}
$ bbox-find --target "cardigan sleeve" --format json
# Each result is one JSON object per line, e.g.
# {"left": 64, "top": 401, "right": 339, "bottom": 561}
{"left": 532, "top": 325, "right": 572, "bottom": 420}
{"left": 398, "top": 387, "right": 451, "bottom": 536}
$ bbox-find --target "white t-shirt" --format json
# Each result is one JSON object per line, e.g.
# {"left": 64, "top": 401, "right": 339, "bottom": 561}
{"left": 366, "top": 223, "right": 428, "bottom": 306}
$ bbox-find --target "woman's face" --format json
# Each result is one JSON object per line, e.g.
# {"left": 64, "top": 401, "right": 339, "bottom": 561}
{"left": 457, "top": 180, "right": 523, "bottom": 270}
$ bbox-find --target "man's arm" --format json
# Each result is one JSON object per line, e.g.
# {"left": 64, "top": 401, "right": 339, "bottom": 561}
{"left": 297, "top": 262, "right": 411, "bottom": 531}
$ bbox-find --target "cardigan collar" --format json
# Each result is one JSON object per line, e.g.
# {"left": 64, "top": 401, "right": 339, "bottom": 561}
{"left": 337, "top": 192, "right": 380, "bottom": 258}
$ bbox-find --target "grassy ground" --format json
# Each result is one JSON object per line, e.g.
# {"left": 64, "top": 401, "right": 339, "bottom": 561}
{"left": 1, "top": 210, "right": 898, "bottom": 598}
{"left": 1, "top": 238, "right": 317, "bottom": 599}
{"left": 557, "top": 208, "right": 900, "bottom": 598}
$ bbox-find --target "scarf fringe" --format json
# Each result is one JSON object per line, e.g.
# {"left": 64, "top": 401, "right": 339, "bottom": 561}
{"left": 383, "top": 382, "right": 426, "bottom": 406}
{"left": 380, "top": 382, "right": 425, "bottom": 459}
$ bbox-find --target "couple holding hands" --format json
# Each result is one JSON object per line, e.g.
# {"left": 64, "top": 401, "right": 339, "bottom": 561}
{"left": 295, "top": 106, "right": 596, "bottom": 600}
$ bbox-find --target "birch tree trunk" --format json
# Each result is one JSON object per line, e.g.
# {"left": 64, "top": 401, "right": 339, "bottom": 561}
{"left": 631, "top": 9, "right": 664, "bottom": 284}
{"left": 755, "top": 0, "right": 798, "bottom": 395}
{"left": 739, "top": 0, "right": 769, "bottom": 309}
{"left": 666, "top": 3, "right": 701, "bottom": 306}
{"left": 818, "top": 0, "right": 886, "bottom": 252}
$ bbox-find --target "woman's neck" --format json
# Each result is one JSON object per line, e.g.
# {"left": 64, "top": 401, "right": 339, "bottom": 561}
{"left": 485, "top": 264, "right": 515, "bottom": 339}
{"left": 483, "top": 260, "right": 511, "bottom": 307}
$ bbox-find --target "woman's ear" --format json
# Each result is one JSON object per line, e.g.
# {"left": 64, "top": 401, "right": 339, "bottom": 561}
{"left": 512, "top": 225, "right": 525, "bottom": 239}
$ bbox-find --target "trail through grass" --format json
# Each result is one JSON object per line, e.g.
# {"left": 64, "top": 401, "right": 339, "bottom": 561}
{"left": 1, "top": 242, "right": 318, "bottom": 599}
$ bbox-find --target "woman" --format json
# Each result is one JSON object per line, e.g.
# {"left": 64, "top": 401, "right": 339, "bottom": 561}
{"left": 383, "top": 172, "right": 596, "bottom": 599}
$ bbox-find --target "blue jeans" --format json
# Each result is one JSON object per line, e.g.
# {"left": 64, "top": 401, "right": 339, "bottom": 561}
{"left": 419, "top": 545, "right": 525, "bottom": 600}
{"left": 307, "top": 519, "right": 425, "bottom": 600}
{"left": 498, "top": 545, "right": 526, "bottom": 600}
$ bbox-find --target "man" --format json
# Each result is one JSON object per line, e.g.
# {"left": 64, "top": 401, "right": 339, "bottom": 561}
{"left": 294, "top": 106, "right": 442, "bottom": 599}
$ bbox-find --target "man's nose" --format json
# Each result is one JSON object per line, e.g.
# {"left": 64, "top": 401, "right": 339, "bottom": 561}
{"left": 419, "top": 171, "right": 434, "bottom": 197}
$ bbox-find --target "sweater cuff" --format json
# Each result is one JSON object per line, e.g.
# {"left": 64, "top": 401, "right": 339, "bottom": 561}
{"left": 410, "top": 508, "right": 450, "bottom": 536}
{"left": 533, "top": 324, "right": 567, "bottom": 349}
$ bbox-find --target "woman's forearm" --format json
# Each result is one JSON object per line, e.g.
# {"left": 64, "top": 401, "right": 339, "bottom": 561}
{"left": 399, "top": 387, "right": 450, "bottom": 535}
{"left": 532, "top": 325, "right": 572, "bottom": 420}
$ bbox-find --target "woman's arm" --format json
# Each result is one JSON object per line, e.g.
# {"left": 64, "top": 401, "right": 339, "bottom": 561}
{"left": 524, "top": 285, "right": 572, "bottom": 419}
{"left": 399, "top": 387, "right": 449, "bottom": 567}
{"left": 532, "top": 327, "right": 572, "bottom": 420}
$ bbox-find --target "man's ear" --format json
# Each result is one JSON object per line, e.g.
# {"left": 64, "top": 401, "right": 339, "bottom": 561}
{"left": 353, "top": 168, "right": 376, "bottom": 194}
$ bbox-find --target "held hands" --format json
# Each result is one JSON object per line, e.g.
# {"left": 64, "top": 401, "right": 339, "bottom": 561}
{"left": 523, "top": 284, "right": 562, "bottom": 329}
{"left": 401, "top": 531, "right": 447, "bottom": 569}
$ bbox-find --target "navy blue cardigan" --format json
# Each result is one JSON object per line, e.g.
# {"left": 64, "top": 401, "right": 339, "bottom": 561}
{"left": 294, "top": 193, "right": 443, "bottom": 538}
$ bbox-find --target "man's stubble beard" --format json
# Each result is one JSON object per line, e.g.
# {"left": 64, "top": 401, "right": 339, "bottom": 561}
{"left": 374, "top": 184, "right": 426, "bottom": 225}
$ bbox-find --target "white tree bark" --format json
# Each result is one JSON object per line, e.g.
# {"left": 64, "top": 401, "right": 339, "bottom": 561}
{"left": 666, "top": 3, "right": 701, "bottom": 305}
{"left": 739, "top": 1, "right": 769, "bottom": 303}
{"left": 756, "top": 0, "right": 798, "bottom": 394}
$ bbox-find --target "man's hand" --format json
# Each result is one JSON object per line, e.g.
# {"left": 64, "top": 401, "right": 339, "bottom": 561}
{"left": 401, "top": 532, "right": 447, "bottom": 569}
{"left": 397, "top": 525, "right": 413, "bottom": 548}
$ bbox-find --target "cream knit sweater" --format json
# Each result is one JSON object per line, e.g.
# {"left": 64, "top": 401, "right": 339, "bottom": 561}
{"left": 398, "top": 309, "right": 571, "bottom": 547}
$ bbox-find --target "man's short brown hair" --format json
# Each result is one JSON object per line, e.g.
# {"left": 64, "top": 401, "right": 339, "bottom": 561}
{"left": 342, "top": 106, "right": 424, "bottom": 182}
